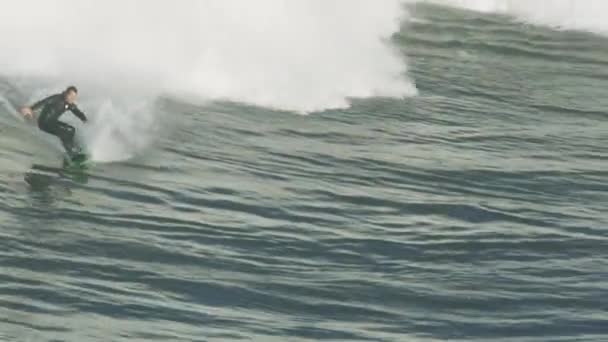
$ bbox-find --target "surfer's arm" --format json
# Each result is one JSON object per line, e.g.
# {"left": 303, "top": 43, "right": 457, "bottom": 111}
{"left": 70, "top": 105, "right": 87, "bottom": 122}
{"left": 30, "top": 94, "right": 59, "bottom": 111}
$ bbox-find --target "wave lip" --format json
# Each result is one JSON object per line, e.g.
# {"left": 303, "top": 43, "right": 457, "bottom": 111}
{"left": 424, "top": 0, "right": 608, "bottom": 35}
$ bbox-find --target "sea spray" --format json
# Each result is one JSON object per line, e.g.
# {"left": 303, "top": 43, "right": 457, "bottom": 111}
{"left": 0, "top": 0, "right": 416, "bottom": 161}
{"left": 0, "top": 0, "right": 415, "bottom": 113}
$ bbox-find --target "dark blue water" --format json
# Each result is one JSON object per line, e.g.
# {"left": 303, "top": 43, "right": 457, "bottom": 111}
{"left": 1, "top": 4, "right": 607, "bottom": 341}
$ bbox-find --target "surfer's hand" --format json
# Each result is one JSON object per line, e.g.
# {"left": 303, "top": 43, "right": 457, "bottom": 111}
{"left": 20, "top": 107, "right": 33, "bottom": 118}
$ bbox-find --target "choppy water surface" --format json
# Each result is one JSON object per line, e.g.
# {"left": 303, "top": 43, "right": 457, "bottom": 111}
{"left": 1, "top": 3, "right": 607, "bottom": 341}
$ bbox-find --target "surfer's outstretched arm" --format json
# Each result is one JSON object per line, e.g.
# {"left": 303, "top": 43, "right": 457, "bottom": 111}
{"left": 70, "top": 105, "right": 87, "bottom": 123}
{"left": 31, "top": 94, "right": 59, "bottom": 111}
{"left": 21, "top": 94, "right": 59, "bottom": 119}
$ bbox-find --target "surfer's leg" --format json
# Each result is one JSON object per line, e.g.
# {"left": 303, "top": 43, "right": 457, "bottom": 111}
{"left": 55, "top": 122, "right": 77, "bottom": 154}
{"left": 39, "top": 122, "right": 64, "bottom": 147}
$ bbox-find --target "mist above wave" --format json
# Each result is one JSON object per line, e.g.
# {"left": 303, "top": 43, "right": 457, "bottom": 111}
{"left": 0, "top": 0, "right": 416, "bottom": 113}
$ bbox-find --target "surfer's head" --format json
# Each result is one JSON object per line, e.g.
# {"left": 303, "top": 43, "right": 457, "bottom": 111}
{"left": 64, "top": 86, "right": 78, "bottom": 104}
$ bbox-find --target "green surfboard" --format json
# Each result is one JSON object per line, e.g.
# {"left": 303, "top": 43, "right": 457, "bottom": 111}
{"left": 64, "top": 152, "right": 94, "bottom": 169}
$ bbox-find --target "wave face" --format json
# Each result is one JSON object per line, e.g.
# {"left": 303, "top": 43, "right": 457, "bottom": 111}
{"left": 0, "top": 0, "right": 416, "bottom": 113}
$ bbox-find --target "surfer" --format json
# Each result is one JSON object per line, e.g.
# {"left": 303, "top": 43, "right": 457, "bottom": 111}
{"left": 20, "top": 86, "right": 88, "bottom": 156}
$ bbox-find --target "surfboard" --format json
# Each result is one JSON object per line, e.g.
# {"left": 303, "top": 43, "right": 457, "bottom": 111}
{"left": 64, "top": 151, "right": 94, "bottom": 169}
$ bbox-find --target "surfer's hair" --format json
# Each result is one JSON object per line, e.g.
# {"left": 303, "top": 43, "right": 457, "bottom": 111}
{"left": 65, "top": 86, "right": 78, "bottom": 94}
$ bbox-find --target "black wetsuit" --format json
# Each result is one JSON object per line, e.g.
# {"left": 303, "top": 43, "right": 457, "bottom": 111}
{"left": 31, "top": 93, "right": 87, "bottom": 154}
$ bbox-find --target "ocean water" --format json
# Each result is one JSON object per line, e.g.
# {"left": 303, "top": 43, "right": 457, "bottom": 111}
{"left": 1, "top": 1, "right": 607, "bottom": 341}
